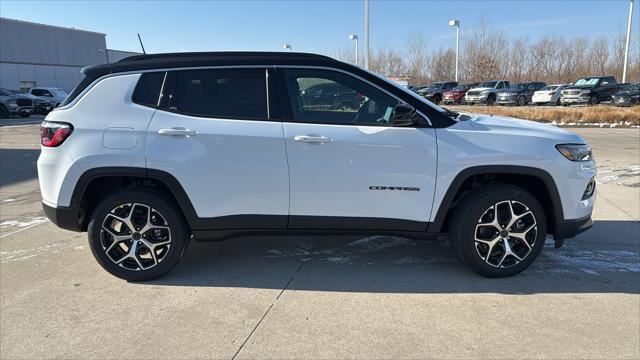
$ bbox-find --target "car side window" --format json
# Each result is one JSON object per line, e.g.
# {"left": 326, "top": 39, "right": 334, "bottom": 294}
{"left": 42, "top": 90, "right": 53, "bottom": 97}
{"left": 31, "top": 89, "right": 42, "bottom": 96}
{"left": 162, "top": 68, "right": 268, "bottom": 119}
{"left": 282, "top": 68, "right": 398, "bottom": 126}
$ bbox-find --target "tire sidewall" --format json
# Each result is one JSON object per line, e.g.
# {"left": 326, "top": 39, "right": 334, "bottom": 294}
{"left": 88, "top": 188, "right": 188, "bottom": 281}
{"left": 455, "top": 186, "right": 547, "bottom": 277}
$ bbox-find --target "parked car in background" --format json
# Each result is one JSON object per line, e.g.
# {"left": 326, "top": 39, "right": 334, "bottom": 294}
{"left": 496, "top": 82, "right": 547, "bottom": 106}
{"left": 465, "top": 80, "right": 510, "bottom": 105}
{"left": 417, "top": 81, "right": 458, "bottom": 104}
{"left": 29, "top": 87, "right": 69, "bottom": 107}
{"left": 24, "top": 93, "right": 55, "bottom": 114}
{"left": 300, "top": 82, "right": 364, "bottom": 111}
{"left": 442, "top": 83, "right": 478, "bottom": 105}
{"left": 611, "top": 83, "right": 640, "bottom": 106}
{"left": 532, "top": 84, "right": 568, "bottom": 105}
{"left": 0, "top": 87, "right": 34, "bottom": 118}
{"left": 560, "top": 76, "right": 618, "bottom": 106}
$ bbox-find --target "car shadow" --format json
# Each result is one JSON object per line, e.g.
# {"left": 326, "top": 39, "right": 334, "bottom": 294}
{"left": 0, "top": 149, "right": 40, "bottom": 187}
{"left": 146, "top": 220, "right": 640, "bottom": 294}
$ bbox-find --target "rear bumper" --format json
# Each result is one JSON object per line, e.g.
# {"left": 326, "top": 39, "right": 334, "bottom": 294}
{"left": 42, "top": 202, "right": 82, "bottom": 232}
{"left": 553, "top": 215, "right": 593, "bottom": 247}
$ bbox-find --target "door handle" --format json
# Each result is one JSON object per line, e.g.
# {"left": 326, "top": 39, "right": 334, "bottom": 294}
{"left": 158, "top": 128, "right": 198, "bottom": 137}
{"left": 293, "top": 135, "right": 333, "bottom": 144}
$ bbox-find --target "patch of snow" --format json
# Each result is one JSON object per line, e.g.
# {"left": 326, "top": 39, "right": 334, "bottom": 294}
{"left": 325, "top": 256, "right": 351, "bottom": 264}
{"left": 0, "top": 216, "right": 48, "bottom": 229}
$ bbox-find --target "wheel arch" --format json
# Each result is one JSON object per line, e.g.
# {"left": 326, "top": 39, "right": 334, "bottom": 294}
{"left": 428, "top": 165, "right": 564, "bottom": 236}
{"left": 69, "top": 167, "right": 199, "bottom": 231}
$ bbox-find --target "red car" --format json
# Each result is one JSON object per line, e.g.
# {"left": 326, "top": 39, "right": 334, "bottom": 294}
{"left": 442, "top": 83, "right": 478, "bottom": 105}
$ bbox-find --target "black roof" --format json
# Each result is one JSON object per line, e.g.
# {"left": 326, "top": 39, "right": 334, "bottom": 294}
{"left": 83, "top": 52, "right": 342, "bottom": 78}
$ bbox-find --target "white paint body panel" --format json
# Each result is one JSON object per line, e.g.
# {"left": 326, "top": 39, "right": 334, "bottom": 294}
{"left": 146, "top": 111, "right": 290, "bottom": 218}
{"left": 38, "top": 74, "right": 153, "bottom": 206}
{"left": 433, "top": 114, "right": 595, "bottom": 221}
{"left": 283, "top": 122, "right": 437, "bottom": 222}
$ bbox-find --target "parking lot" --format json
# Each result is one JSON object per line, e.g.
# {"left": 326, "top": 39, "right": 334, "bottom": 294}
{"left": 0, "top": 116, "right": 638, "bottom": 359}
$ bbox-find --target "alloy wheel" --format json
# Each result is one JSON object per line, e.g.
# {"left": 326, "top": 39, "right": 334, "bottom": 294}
{"left": 100, "top": 203, "right": 172, "bottom": 271}
{"left": 474, "top": 200, "right": 537, "bottom": 268}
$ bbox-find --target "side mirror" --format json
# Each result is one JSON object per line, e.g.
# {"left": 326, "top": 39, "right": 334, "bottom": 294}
{"left": 391, "top": 103, "right": 419, "bottom": 127}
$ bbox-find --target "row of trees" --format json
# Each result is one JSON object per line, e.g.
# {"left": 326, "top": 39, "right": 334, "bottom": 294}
{"left": 330, "top": 22, "right": 640, "bottom": 85}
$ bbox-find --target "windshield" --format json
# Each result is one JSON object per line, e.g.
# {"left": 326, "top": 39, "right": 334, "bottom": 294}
{"left": 478, "top": 81, "right": 498, "bottom": 88}
{"left": 512, "top": 83, "right": 530, "bottom": 90}
{"left": 541, "top": 85, "right": 558, "bottom": 91}
{"left": 629, "top": 85, "right": 640, "bottom": 92}
{"left": 0, "top": 88, "right": 11, "bottom": 96}
{"left": 573, "top": 78, "right": 600, "bottom": 86}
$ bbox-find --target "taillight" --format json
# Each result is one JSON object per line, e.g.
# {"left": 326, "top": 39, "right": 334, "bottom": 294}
{"left": 41, "top": 121, "right": 73, "bottom": 147}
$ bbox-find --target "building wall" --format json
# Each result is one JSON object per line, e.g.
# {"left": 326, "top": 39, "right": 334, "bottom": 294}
{"left": 0, "top": 18, "right": 137, "bottom": 92}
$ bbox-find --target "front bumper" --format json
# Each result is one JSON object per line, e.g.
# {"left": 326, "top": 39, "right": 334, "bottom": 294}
{"left": 42, "top": 202, "right": 83, "bottom": 232}
{"left": 496, "top": 96, "right": 518, "bottom": 104}
{"left": 464, "top": 95, "right": 489, "bottom": 104}
{"left": 560, "top": 96, "right": 589, "bottom": 104}
{"left": 553, "top": 215, "right": 593, "bottom": 247}
{"left": 9, "top": 106, "right": 34, "bottom": 115}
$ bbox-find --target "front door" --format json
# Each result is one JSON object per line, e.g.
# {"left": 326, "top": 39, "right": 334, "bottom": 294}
{"left": 279, "top": 68, "right": 438, "bottom": 231}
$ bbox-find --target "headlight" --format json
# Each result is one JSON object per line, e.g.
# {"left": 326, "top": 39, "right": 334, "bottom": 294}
{"left": 580, "top": 90, "right": 591, "bottom": 94}
{"left": 7, "top": 99, "right": 17, "bottom": 104}
{"left": 480, "top": 90, "right": 489, "bottom": 95}
{"left": 556, "top": 144, "right": 593, "bottom": 161}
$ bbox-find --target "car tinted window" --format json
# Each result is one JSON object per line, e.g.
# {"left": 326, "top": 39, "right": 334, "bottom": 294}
{"left": 163, "top": 68, "right": 267, "bottom": 119}
{"left": 283, "top": 68, "right": 398, "bottom": 126}
{"left": 132, "top": 72, "right": 165, "bottom": 108}
{"left": 59, "top": 76, "right": 96, "bottom": 107}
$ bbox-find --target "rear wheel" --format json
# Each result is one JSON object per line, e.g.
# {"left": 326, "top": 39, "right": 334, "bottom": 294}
{"left": 448, "top": 184, "right": 547, "bottom": 277}
{"left": 517, "top": 95, "right": 526, "bottom": 106}
{"left": 87, "top": 188, "right": 189, "bottom": 281}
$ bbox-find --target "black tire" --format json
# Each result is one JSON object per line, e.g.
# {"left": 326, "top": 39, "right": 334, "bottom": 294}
{"left": 0, "top": 105, "right": 8, "bottom": 119}
{"left": 517, "top": 95, "right": 526, "bottom": 106}
{"left": 588, "top": 96, "right": 599, "bottom": 106}
{"left": 448, "top": 184, "right": 547, "bottom": 277}
{"left": 87, "top": 187, "right": 189, "bottom": 281}
{"left": 486, "top": 95, "right": 495, "bottom": 106}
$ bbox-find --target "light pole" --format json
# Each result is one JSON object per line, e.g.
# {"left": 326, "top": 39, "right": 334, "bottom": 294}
{"left": 449, "top": 19, "right": 460, "bottom": 81}
{"left": 622, "top": 0, "right": 634, "bottom": 83}
{"left": 283, "top": 44, "right": 292, "bottom": 52}
{"left": 364, "top": 0, "right": 370, "bottom": 69}
{"left": 349, "top": 34, "right": 359, "bottom": 65}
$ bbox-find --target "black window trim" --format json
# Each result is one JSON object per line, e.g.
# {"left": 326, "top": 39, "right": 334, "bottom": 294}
{"left": 131, "top": 71, "right": 167, "bottom": 109}
{"left": 275, "top": 65, "right": 432, "bottom": 128}
{"left": 155, "top": 66, "right": 278, "bottom": 122}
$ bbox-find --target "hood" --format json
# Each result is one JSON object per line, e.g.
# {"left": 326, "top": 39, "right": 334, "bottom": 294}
{"left": 462, "top": 113, "right": 584, "bottom": 142}
{"left": 469, "top": 87, "right": 494, "bottom": 92}
{"left": 564, "top": 84, "right": 597, "bottom": 90}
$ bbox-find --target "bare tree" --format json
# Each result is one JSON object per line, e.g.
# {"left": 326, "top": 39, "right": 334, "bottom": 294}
{"left": 405, "top": 31, "right": 430, "bottom": 85}
{"left": 429, "top": 48, "right": 456, "bottom": 81}
{"left": 590, "top": 37, "right": 609, "bottom": 76}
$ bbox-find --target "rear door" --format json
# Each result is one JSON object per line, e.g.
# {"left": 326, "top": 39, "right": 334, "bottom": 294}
{"left": 278, "top": 67, "right": 437, "bottom": 230}
{"left": 146, "top": 67, "right": 289, "bottom": 229}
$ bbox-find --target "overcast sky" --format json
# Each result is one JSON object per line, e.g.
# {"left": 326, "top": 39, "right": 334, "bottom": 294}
{"left": 1, "top": 0, "right": 637, "bottom": 54}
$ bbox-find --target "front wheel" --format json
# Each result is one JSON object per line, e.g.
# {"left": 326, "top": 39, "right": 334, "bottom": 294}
{"left": 588, "top": 96, "right": 599, "bottom": 105}
{"left": 486, "top": 95, "right": 495, "bottom": 106}
{"left": 517, "top": 95, "right": 526, "bottom": 106}
{"left": 87, "top": 187, "right": 189, "bottom": 281}
{"left": 448, "top": 184, "right": 547, "bottom": 277}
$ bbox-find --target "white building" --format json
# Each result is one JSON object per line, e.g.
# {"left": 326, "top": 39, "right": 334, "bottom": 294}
{"left": 0, "top": 18, "right": 139, "bottom": 92}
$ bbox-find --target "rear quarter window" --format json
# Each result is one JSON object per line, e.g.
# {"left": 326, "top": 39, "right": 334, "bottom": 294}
{"left": 59, "top": 76, "right": 95, "bottom": 107}
{"left": 132, "top": 72, "right": 165, "bottom": 108}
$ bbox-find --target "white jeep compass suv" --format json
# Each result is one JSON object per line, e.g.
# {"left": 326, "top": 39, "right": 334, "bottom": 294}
{"left": 38, "top": 52, "right": 596, "bottom": 281}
